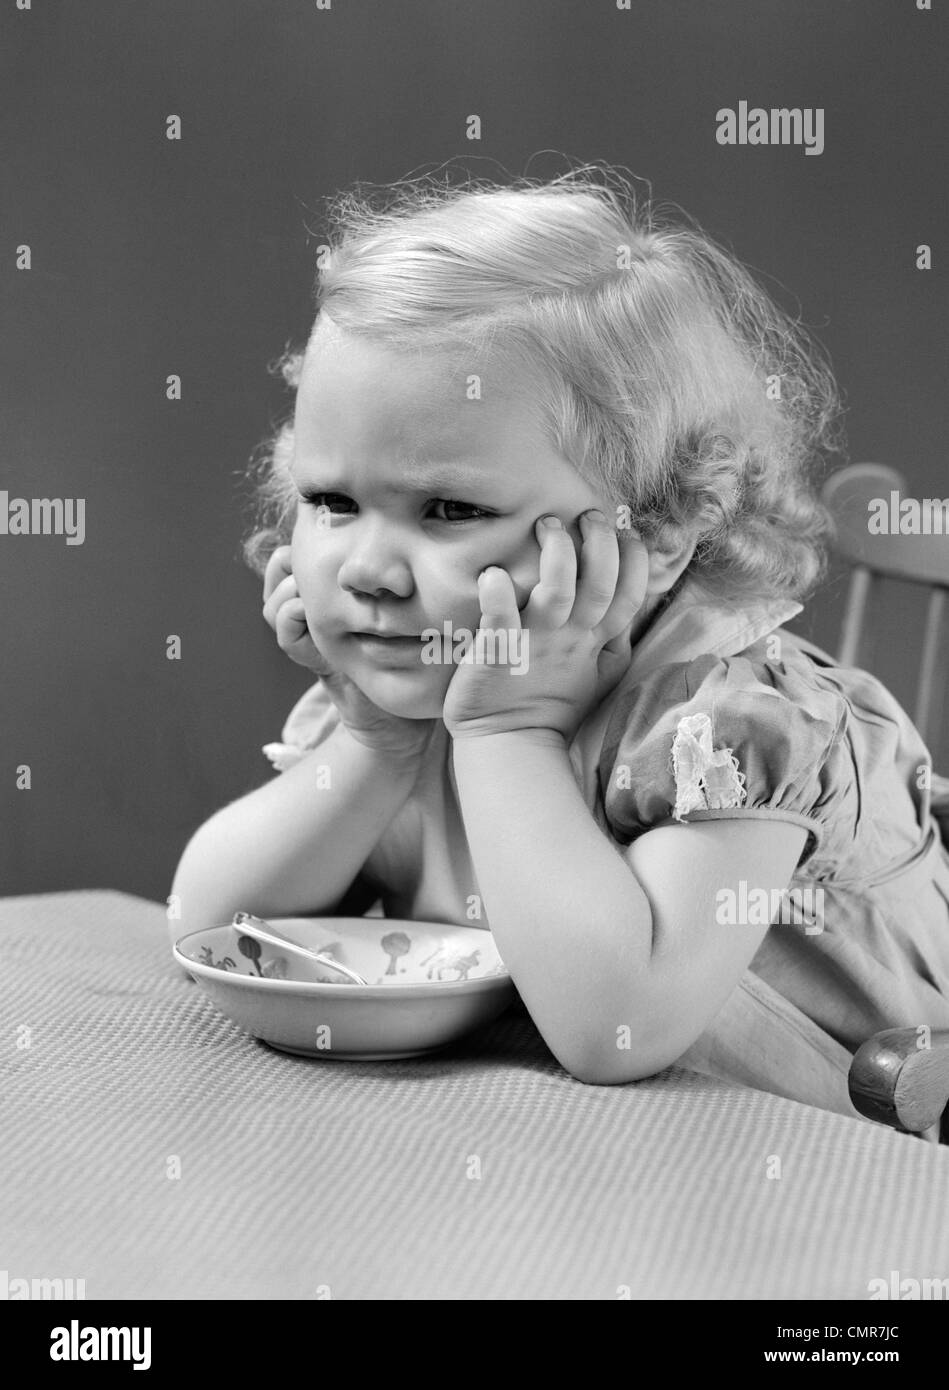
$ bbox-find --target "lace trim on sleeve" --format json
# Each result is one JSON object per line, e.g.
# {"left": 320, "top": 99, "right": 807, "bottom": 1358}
{"left": 670, "top": 713, "right": 747, "bottom": 821}
{"left": 261, "top": 742, "right": 309, "bottom": 772}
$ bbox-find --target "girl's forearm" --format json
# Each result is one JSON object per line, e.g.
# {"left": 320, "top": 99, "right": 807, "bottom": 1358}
{"left": 450, "top": 729, "right": 655, "bottom": 1081}
{"left": 169, "top": 722, "right": 420, "bottom": 940}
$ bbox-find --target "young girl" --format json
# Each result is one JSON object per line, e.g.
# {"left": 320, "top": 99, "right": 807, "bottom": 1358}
{"left": 170, "top": 166, "right": 949, "bottom": 1129}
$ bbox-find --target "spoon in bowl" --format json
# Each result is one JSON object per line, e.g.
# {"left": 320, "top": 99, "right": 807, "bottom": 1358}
{"left": 232, "top": 911, "right": 368, "bottom": 985}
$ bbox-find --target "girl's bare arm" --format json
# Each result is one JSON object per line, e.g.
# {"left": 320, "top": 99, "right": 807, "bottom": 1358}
{"left": 168, "top": 722, "right": 421, "bottom": 942}
{"left": 452, "top": 727, "right": 807, "bottom": 1083}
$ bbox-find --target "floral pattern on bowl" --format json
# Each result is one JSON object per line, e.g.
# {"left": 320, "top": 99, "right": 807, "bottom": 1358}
{"left": 184, "top": 918, "right": 509, "bottom": 988}
{"left": 173, "top": 916, "right": 515, "bottom": 1060}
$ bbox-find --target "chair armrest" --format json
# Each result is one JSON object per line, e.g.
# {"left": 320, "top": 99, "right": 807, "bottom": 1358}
{"left": 848, "top": 1028, "right": 949, "bottom": 1134}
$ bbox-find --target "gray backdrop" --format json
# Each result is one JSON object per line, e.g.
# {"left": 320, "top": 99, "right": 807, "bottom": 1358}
{"left": 2, "top": 0, "right": 946, "bottom": 899}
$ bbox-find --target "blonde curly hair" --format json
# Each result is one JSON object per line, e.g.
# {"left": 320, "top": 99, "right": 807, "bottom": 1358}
{"left": 241, "top": 162, "right": 845, "bottom": 603}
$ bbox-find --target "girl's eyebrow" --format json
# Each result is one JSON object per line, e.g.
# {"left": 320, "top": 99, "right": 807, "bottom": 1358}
{"left": 294, "top": 459, "right": 492, "bottom": 495}
{"left": 399, "top": 460, "right": 490, "bottom": 493}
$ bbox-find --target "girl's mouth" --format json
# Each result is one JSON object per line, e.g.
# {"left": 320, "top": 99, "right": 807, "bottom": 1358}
{"left": 349, "top": 632, "right": 424, "bottom": 664}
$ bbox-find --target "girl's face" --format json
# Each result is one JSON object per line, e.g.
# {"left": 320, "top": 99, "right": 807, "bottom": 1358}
{"left": 289, "top": 317, "right": 619, "bottom": 718}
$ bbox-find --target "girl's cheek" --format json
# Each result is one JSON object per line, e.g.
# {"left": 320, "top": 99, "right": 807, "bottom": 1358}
{"left": 291, "top": 514, "right": 334, "bottom": 573}
{"left": 437, "top": 534, "right": 544, "bottom": 614}
{"left": 288, "top": 521, "right": 308, "bottom": 583}
{"left": 499, "top": 529, "right": 572, "bottom": 609}
{"left": 290, "top": 544, "right": 337, "bottom": 623}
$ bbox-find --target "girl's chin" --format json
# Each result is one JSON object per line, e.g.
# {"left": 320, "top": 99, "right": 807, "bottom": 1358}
{"left": 351, "top": 665, "right": 449, "bottom": 720}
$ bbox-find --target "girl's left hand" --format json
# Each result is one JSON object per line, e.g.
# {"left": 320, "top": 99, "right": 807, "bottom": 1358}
{"left": 443, "top": 509, "right": 651, "bottom": 743}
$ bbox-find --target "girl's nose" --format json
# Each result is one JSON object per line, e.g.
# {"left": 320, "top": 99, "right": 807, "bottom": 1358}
{"left": 337, "top": 536, "right": 414, "bottom": 599}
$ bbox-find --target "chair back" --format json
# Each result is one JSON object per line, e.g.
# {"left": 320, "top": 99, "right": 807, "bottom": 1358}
{"left": 820, "top": 463, "right": 949, "bottom": 749}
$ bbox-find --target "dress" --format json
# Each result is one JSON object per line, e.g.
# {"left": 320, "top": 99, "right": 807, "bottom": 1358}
{"left": 263, "top": 574, "right": 949, "bottom": 1134}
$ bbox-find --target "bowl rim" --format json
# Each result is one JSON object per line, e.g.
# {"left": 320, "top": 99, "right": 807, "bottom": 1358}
{"left": 172, "top": 940, "right": 513, "bottom": 1000}
{"left": 179, "top": 915, "right": 493, "bottom": 934}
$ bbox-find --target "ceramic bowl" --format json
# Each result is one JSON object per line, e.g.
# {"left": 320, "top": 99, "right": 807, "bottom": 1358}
{"left": 174, "top": 916, "right": 515, "bottom": 1060}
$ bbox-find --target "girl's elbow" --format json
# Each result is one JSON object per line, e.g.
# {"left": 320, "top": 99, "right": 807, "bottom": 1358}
{"left": 564, "top": 1051, "right": 671, "bottom": 1087}
{"left": 554, "top": 1021, "right": 689, "bottom": 1087}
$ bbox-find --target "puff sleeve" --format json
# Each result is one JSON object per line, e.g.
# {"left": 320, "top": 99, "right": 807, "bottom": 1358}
{"left": 597, "top": 652, "right": 854, "bottom": 871}
{"left": 262, "top": 679, "right": 342, "bottom": 772}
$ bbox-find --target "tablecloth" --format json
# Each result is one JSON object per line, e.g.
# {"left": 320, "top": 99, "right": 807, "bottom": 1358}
{"left": 2, "top": 890, "right": 948, "bottom": 1300}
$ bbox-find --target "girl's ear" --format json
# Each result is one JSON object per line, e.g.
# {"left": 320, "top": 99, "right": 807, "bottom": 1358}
{"left": 644, "top": 525, "right": 698, "bottom": 597}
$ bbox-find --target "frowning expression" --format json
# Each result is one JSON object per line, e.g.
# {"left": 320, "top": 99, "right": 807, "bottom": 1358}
{"left": 288, "top": 315, "right": 615, "bottom": 717}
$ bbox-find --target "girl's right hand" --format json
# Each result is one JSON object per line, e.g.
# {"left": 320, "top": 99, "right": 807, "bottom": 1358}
{"left": 261, "top": 546, "right": 439, "bottom": 758}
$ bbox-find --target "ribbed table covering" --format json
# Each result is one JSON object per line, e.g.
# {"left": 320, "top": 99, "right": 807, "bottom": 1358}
{"left": 2, "top": 891, "right": 947, "bottom": 1300}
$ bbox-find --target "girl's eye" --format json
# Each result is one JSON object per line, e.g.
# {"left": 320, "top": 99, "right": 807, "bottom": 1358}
{"left": 299, "top": 491, "right": 353, "bottom": 515}
{"left": 298, "top": 492, "right": 490, "bottom": 524}
{"left": 429, "top": 499, "right": 491, "bottom": 523}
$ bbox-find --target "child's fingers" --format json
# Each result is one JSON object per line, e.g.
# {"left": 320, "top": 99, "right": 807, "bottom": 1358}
{"left": 570, "top": 510, "right": 621, "bottom": 630}
{"left": 262, "top": 545, "right": 294, "bottom": 603}
{"left": 274, "top": 597, "right": 332, "bottom": 675}
{"left": 274, "top": 597, "right": 313, "bottom": 650}
{"left": 476, "top": 566, "right": 520, "bottom": 632}
{"left": 262, "top": 573, "right": 299, "bottom": 629}
{"left": 595, "top": 530, "right": 650, "bottom": 649}
{"left": 520, "top": 516, "right": 577, "bottom": 630}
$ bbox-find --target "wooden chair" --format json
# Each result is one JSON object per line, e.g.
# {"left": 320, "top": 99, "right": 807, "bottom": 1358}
{"left": 819, "top": 463, "right": 949, "bottom": 1138}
